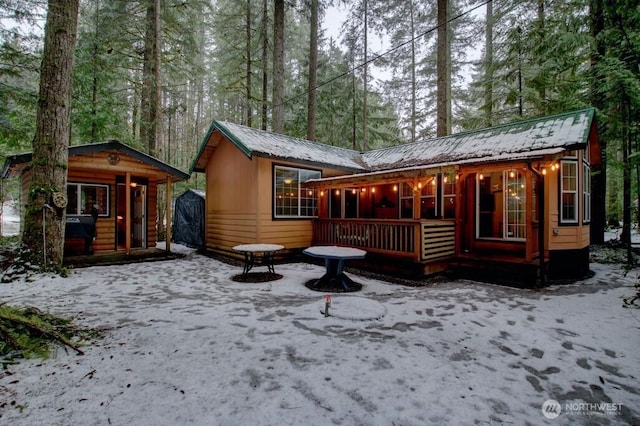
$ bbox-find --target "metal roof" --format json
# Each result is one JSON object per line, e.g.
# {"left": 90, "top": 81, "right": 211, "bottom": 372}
{"left": 361, "top": 108, "right": 595, "bottom": 170}
{"left": 191, "top": 108, "right": 596, "bottom": 177}
{"left": 2, "top": 140, "right": 190, "bottom": 182}
{"left": 191, "top": 120, "right": 366, "bottom": 173}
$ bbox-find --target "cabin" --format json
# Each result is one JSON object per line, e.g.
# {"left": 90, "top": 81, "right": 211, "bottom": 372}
{"left": 2, "top": 140, "right": 189, "bottom": 256}
{"left": 192, "top": 108, "right": 600, "bottom": 285}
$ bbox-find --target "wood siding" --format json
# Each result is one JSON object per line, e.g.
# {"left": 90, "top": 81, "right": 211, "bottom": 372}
{"left": 203, "top": 137, "right": 347, "bottom": 255}
{"left": 544, "top": 149, "right": 590, "bottom": 251}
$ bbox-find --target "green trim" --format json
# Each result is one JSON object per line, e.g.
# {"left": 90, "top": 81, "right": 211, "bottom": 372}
{"left": 189, "top": 120, "right": 254, "bottom": 174}
{"left": 213, "top": 121, "right": 253, "bottom": 158}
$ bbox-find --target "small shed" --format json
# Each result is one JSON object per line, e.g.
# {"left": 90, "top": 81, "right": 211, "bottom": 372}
{"left": 1, "top": 140, "right": 189, "bottom": 255}
{"left": 172, "top": 189, "right": 205, "bottom": 248}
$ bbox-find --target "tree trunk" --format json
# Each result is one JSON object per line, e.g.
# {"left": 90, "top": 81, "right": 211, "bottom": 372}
{"left": 589, "top": 0, "right": 606, "bottom": 244}
{"left": 246, "top": 0, "right": 253, "bottom": 127}
{"left": 261, "top": 0, "right": 268, "bottom": 131}
{"left": 306, "top": 0, "right": 318, "bottom": 141}
{"left": 362, "top": 0, "right": 368, "bottom": 150}
{"left": 272, "top": 0, "right": 285, "bottom": 133}
{"left": 484, "top": 0, "right": 493, "bottom": 127}
{"left": 436, "top": 0, "right": 450, "bottom": 137}
{"left": 537, "top": 0, "right": 546, "bottom": 107}
{"left": 22, "top": 0, "right": 79, "bottom": 271}
{"left": 621, "top": 96, "right": 632, "bottom": 264}
{"left": 141, "top": 0, "right": 161, "bottom": 157}
{"left": 91, "top": 0, "right": 100, "bottom": 141}
{"left": 410, "top": 1, "right": 416, "bottom": 143}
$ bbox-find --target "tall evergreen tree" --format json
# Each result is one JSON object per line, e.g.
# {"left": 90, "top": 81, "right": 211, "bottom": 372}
{"left": 21, "top": 0, "right": 79, "bottom": 272}
{"left": 306, "top": 0, "right": 319, "bottom": 141}
{"left": 272, "top": 0, "right": 285, "bottom": 133}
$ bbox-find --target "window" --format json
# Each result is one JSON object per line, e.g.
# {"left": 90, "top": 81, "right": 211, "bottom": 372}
{"left": 400, "top": 183, "right": 413, "bottom": 218}
{"left": 274, "top": 166, "right": 321, "bottom": 218}
{"left": 561, "top": 161, "right": 578, "bottom": 223}
{"left": 583, "top": 162, "right": 591, "bottom": 223}
{"left": 420, "top": 176, "right": 438, "bottom": 219}
{"left": 442, "top": 174, "right": 456, "bottom": 219}
{"left": 504, "top": 170, "right": 526, "bottom": 239}
{"left": 476, "top": 170, "right": 526, "bottom": 240}
{"left": 66, "top": 183, "right": 109, "bottom": 216}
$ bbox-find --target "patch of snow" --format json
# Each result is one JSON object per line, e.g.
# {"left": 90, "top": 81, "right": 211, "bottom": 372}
{"left": 0, "top": 248, "right": 638, "bottom": 425}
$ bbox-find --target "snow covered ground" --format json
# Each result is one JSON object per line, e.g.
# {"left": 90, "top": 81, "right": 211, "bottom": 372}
{"left": 0, "top": 245, "right": 638, "bottom": 425}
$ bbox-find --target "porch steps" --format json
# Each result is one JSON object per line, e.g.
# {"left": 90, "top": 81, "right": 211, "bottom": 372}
{"left": 447, "top": 255, "right": 547, "bottom": 288}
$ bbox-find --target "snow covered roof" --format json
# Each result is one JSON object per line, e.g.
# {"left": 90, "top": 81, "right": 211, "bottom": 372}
{"left": 191, "top": 120, "right": 365, "bottom": 173}
{"left": 192, "top": 108, "right": 596, "bottom": 177}
{"left": 361, "top": 108, "right": 595, "bottom": 170}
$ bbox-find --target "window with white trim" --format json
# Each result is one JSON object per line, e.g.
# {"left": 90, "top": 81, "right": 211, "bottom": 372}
{"left": 420, "top": 176, "right": 438, "bottom": 219}
{"left": 504, "top": 170, "right": 526, "bottom": 239}
{"left": 273, "top": 166, "right": 320, "bottom": 218}
{"left": 561, "top": 160, "right": 578, "bottom": 223}
{"left": 66, "top": 183, "right": 109, "bottom": 216}
{"left": 400, "top": 183, "right": 414, "bottom": 218}
{"left": 476, "top": 170, "right": 526, "bottom": 240}
{"left": 583, "top": 162, "right": 591, "bottom": 223}
{"left": 442, "top": 174, "right": 456, "bottom": 219}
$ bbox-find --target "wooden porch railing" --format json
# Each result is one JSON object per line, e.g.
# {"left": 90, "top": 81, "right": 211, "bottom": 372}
{"left": 312, "top": 219, "right": 456, "bottom": 261}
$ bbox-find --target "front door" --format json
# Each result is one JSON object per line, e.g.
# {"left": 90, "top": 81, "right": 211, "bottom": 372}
{"left": 132, "top": 185, "right": 146, "bottom": 248}
{"left": 116, "top": 183, "right": 147, "bottom": 250}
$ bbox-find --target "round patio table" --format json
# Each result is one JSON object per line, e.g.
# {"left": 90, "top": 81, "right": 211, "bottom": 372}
{"left": 233, "top": 244, "right": 284, "bottom": 281}
{"left": 303, "top": 246, "right": 366, "bottom": 292}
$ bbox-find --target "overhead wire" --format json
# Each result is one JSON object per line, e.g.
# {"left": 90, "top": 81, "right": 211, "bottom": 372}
{"left": 262, "top": 0, "right": 493, "bottom": 119}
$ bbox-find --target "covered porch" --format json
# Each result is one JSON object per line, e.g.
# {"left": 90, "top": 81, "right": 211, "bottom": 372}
{"left": 306, "top": 162, "right": 549, "bottom": 282}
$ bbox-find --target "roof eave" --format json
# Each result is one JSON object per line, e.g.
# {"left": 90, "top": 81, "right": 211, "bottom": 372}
{"left": 305, "top": 148, "right": 567, "bottom": 187}
{"left": 251, "top": 151, "right": 364, "bottom": 173}
{"left": 190, "top": 120, "right": 254, "bottom": 174}
{"left": 2, "top": 141, "right": 190, "bottom": 182}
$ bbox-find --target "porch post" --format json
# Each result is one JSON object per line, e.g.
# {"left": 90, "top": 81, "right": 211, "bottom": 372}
{"left": 125, "top": 172, "right": 131, "bottom": 254}
{"left": 525, "top": 169, "right": 534, "bottom": 262}
{"left": 412, "top": 182, "right": 421, "bottom": 220}
{"left": 165, "top": 176, "right": 172, "bottom": 252}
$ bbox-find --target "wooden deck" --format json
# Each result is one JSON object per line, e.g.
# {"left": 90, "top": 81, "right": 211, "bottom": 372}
{"left": 448, "top": 254, "right": 548, "bottom": 288}
{"left": 63, "top": 248, "right": 182, "bottom": 268}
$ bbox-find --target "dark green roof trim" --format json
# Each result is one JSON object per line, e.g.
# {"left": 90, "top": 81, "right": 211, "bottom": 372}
{"left": 213, "top": 121, "right": 253, "bottom": 158}
{"left": 189, "top": 120, "right": 253, "bottom": 174}
{"left": 190, "top": 120, "right": 218, "bottom": 174}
